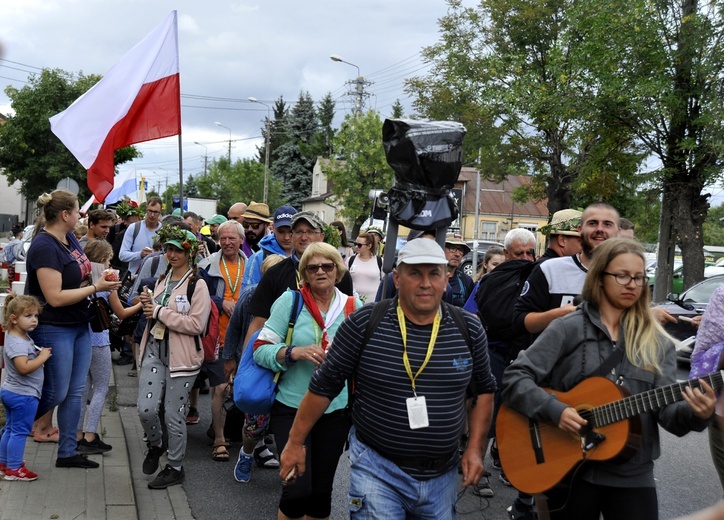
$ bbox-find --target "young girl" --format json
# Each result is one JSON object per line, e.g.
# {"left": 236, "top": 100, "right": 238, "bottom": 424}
{"left": 76, "top": 239, "right": 142, "bottom": 454}
{"left": 0, "top": 294, "right": 50, "bottom": 481}
{"left": 502, "top": 238, "right": 715, "bottom": 519}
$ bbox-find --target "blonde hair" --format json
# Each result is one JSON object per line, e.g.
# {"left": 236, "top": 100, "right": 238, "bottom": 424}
{"left": 261, "top": 254, "right": 285, "bottom": 275}
{"left": 299, "top": 242, "right": 346, "bottom": 285}
{"left": 34, "top": 189, "right": 78, "bottom": 237}
{"left": 582, "top": 238, "right": 670, "bottom": 373}
{"left": 83, "top": 239, "right": 113, "bottom": 264}
{"left": 2, "top": 293, "right": 42, "bottom": 330}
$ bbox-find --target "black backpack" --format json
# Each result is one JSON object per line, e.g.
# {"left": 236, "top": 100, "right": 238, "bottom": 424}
{"left": 474, "top": 259, "right": 536, "bottom": 343}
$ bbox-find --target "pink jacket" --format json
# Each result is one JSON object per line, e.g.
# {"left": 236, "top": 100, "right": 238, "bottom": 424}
{"left": 139, "top": 273, "right": 210, "bottom": 378}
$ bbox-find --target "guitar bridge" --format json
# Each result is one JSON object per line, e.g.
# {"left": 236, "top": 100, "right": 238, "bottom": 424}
{"left": 582, "top": 429, "right": 606, "bottom": 452}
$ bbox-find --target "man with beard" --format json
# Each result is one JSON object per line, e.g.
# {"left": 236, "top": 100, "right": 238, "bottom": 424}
{"left": 444, "top": 235, "right": 474, "bottom": 307}
{"left": 241, "top": 201, "right": 272, "bottom": 258}
{"left": 242, "top": 205, "right": 297, "bottom": 290}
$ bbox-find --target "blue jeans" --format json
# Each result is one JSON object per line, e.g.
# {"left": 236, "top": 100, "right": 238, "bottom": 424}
{"left": 347, "top": 428, "right": 458, "bottom": 519}
{"left": 0, "top": 390, "right": 39, "bottom": 469}
{"left": 31, "top": 323, "right": 92, "bottom": 458}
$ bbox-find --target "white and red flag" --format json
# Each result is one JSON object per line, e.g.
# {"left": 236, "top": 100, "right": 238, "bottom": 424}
{"left": 50, "top": 11, "right": 180, "bottom": 203}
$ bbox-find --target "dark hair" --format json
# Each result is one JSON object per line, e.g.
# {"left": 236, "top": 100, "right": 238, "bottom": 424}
{"left": 619, "top": 218, "right": 635, "bottom": 231}
{"left": 87, "top": 208, "right": 114, "bottom": 226}
{"left": 147, "top": 195, "right": 163, "bottom": 208}
{"left": 331, "top": 220, "right": 349, "bottom": 247}
{"left": 183, "top": 211, "right": 201, "bottom": 222}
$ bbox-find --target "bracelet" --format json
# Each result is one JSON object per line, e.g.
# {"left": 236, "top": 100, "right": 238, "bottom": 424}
{"left": 285, "top": 345, "right": 296, "bottom": 366}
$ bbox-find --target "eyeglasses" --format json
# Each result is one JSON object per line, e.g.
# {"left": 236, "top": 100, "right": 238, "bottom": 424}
{"left": 305, "top": 263, "right": 336, "bottom": 274}
{"left": 602, "top": 272, "right": 649, "bottom": 287}
{"left": 146, "top": 209, "right": 161, "bottom": 215}
{"left": 242, "top": 221, "right": 265, "bottom": 230}
{"left": 292, "top": 230, "right": 322, "bottom": 237}
{"left": 354, "top": 242, "right": 367, "bottom": 248}
{"left": 445, "top": 245, "right": 466, "bottom": 254}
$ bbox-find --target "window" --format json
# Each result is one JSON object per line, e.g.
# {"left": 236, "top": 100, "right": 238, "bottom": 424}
{"left": 479, "top": 221, "right": 497, "bottom": 240}
{"left": 518, "top": 223, "right": 538, "bottom": 234}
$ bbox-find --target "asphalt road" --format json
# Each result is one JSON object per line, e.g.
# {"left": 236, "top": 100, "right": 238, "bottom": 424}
{"left": 115, "top": 361, "right": 722, "bottom": 519}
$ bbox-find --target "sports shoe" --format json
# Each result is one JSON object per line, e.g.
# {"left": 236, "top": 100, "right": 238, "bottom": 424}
{"left": 143, "top": 443, "right": 165, "bottom": 475}
{"left": 127, "top": 369, "right": 137, "bottom": 378}
{"left": 78, "top": 436, "right": 112, "bottom": 455}
{"left": 186, "top": 407, "right": 200, "bottom": 425}
{"left": 254, "top": 444, "right": 280, "bottom": 468}
{"left": 234, "top": 450, "right": 254, "bottom": 483}
{"left": 473, "top": 471, "right": 494, "bottom": 497}
{"left": 147, "top": 464, "right": 185, "bottom": 489}
{"left": 4, "top": 463, "right": 38, "bottom": 481}
{"left": 55, "top": 454, "right": 99, "bottom": 469}
{"left": 507, "top": 498, "right": 537, "bottom": 520}
{"left": 490, "top": 438, "right": 502, "bottom": 470}
{"left": 499, "top": 470, "right": 512, "bottom": 486}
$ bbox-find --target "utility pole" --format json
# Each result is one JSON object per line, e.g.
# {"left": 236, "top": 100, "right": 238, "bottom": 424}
{"left": 330, "top": 55, "right": 373, "bottom": 114}
{"left": 248, "top": 97, "right": 272, "bottom": 204}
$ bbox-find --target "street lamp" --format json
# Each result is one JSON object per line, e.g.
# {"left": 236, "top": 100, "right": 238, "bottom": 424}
{"left": 330, "top": 54, "right": 370, "bottom": 114}
{"left": 193, "top": 141, "right": 208, "bottom": 175}
{"left": 248, "top": 97, "right": 272, "bottom": 205}
{"left": 214, "top": 122, "right": 232, "bottom": 165}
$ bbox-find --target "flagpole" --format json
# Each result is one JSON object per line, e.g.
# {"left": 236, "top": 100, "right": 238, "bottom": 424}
{"left": 178, "top": 134, "right": 184, "bottom": 212}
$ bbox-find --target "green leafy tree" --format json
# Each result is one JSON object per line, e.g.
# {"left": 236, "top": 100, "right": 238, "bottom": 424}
{"left": 184, "top": 174, "right": 200, "bottom": 197}
{"left": 257, "top": 97, "right": 289, "bottom": 174}
{"left": 327, "top": 110, "right": 395, "bottom": 236}
{"left": 578, "top": 0, "right": 724, "bottom": 295}
{"left": 311, "top": 92, "right": 336, "bottom": 158}
{"left": 704, "top": 203, "right": 724, "bottom": 246}
{"left": 406, "top": 0, "right": 643, "bottom": 214}
{"left": 390, "top": 99, "right": 405, "bottom": 119}
{"left": 0, "top": 68, "right": 140, "bottom": 202}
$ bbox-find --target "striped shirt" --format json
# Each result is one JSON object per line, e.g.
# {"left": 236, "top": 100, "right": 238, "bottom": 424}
{"left": 309, "top": 301, "right": 496, "bottom": 479}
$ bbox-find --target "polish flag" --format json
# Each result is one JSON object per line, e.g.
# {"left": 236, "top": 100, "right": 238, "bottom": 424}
{"left": 50, "top": 11, "right": 180, "bottom": 203}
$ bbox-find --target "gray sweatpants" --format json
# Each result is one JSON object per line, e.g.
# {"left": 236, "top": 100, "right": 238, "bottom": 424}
{"left": 137, "top": 339, "right": 195, "bottom": 467}
{"left": 77, "top": 346, "right": 112, "bottom": 434}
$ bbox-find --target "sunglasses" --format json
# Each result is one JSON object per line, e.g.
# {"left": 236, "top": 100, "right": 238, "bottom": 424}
{"left": 354, "top": 242, "right": 367, "bottom": 248}
{"left": 242, "top": 221, "right": 265, "bottom": 230}
{"left": 305, "top": 263, "right": 336, "bottom": 274}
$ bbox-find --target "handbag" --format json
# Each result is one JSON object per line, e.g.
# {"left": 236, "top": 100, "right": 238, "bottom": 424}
{"left": 90, "top": 296, "right": 112, "bottom": 332}
{"left": 117, "top": 270, "right": 135, "bottom": 305}
{"left": 234, "top": 291, "right": 303, "bottom": 415}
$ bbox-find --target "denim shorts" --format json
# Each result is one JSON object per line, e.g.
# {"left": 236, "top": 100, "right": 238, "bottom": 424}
{"left": 347, "top": 427, "right": 458, "bottom": 519}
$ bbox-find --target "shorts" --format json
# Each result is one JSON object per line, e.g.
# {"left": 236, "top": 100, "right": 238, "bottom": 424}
{"left": 200, "top": 356, "right": 226, "bottom": 387}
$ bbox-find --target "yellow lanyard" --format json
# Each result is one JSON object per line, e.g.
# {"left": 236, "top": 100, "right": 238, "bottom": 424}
{"left": 397, "top": 305, "right": 441, "bottom": 397}
{"left": 221, "top": 256, "right": 241, "bottom": 298}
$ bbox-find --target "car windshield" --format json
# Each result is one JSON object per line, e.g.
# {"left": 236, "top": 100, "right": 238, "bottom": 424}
{"left": 683, "top": 278, "right": 724, "bottom": 304}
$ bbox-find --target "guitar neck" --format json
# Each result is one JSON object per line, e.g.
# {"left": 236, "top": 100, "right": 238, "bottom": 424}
{"left": 592, "top": 370, "right": 723, "bottom": 428}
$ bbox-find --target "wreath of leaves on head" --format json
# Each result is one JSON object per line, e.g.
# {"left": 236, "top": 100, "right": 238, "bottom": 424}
{"left": 364, "top": 225, "right": 385, "bottom": 241}
{"left": 115, "top": 201, "right": 143, "bottom": 219}
{"left": 156, "top": 225, "right": 199, "bottom": 254}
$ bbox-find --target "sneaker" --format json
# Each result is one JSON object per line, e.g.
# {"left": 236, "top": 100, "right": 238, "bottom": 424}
{"left": 148, "top": 464, "right": 184, "bottom": 489}
{"left": 115, "top": 355, "right": 134, "bottom": 366}
{"left": 499, "top": 470, "right": 512, "bottom": 486}
{"left": 253, "top": 444, "right": 279, "bottom": 468}
{"left": 143, "top": 443, "right": 165, "bottom": 475}
{"left": 127, "top": 369, "right": 137, "bottom": 377}
{"left": 473, "top": 471, "right": 494, "bottom": 497}
{"left": 55, "top": 454, "right": 99, "bottom": 469}
{"left": 4, "top": 463, "right": 38, "bottom": 481}
{"left": 78, "top": 436, "right": 113, "bottom": 454}
{"left": 186, "top": 407, "right": 200, "bottom": 425}
{"left": 507, "top": 498, "right": 537, "bottom": 520}
{"left": 234, "top": 450, "right": 254, "bottom": 483}
{"left": 0, "top": 462, "right": 7, "bottom": 476}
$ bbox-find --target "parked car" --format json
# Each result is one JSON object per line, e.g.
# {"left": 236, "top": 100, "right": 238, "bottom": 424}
{"left": 653, "top": 274, "right": 724, "bottom": 363}
{"left": 460, "top": 240, "right": 504, "bottom": 277}
{"left": 704, "top": 256, "right": 724, "bottom": 278}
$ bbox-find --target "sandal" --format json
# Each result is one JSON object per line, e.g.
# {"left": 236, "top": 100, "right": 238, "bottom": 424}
{"left": 212, "top": 441, "right": 230, "bottom": 462}
{"left": 33, "top": 428, "right": 60, "bottom": 443}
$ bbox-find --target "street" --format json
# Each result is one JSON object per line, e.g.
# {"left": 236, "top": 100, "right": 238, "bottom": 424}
{"left": 114, "top": 362, "right": 722, "bottom": 519}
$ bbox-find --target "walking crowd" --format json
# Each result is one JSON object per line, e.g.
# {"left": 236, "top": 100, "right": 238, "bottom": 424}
{"left": 0, "top": 189, "right": 722, "bottom": 520}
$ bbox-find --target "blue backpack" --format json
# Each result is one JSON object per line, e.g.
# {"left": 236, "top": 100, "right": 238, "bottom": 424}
{"left": 233, "top": 290, "right": 303, "bottom": 415}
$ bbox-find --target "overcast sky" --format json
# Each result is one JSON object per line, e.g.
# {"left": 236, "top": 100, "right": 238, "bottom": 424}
{"left": 0, "top": 0, "right": 450, "bottom": 193}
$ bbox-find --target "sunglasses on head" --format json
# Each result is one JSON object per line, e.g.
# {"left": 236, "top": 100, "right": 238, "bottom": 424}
{"left": 305, "top": 263, "right": 336, "bottom": 274}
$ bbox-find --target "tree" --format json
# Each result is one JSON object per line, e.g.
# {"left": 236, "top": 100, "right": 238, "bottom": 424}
{"left": 257, "top": 97, "right": 289, "bottom": 174}
{"left": 579, "top": 0, "right": 724, "bottom": 295}
{"left": 311, "top": 92, "right": 336, "bottom": 158}
{"left": 327, "top": 110, "right": 395, "bottom": 236}
{"left": 184, "top": 174, "right": 200, "bottom": 197}
{"left": 703, "top": 203, "right": 724, "bottom": 246}
{"left": 0, "top": 68, "right": 140, "bottom": 202}
{"left": 391, "top": 100, "right": 405, "bottom": 119}
{"left": 272, "top": 91, "right": 320, "bottom": 208}
{"left": 406, "top": 0, "right": 644, "bottom": 214}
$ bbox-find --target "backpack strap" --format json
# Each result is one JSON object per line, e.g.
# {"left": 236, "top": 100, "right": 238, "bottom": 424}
{"left": 443, "top": 303, "right": 479, "bottom": 400}
{"left": 130, "top": 221, "right": 142, "bottom": 250}
{"left": 285, "top": 290, "right": 304, "bottom": 344}
{"left": 347, "top": 254, "right": 357, "bottom": 269}
{"left": 376, "top": 256, "right": 383, "bottom": 280}
{"left": 186, "top": 276, "right": 203, "bottom": 353}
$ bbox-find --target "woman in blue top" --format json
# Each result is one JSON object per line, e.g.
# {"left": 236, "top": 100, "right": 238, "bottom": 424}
{"left": 27, "top": 190, "right": 121, "bottom": 469}
{"left": 253, "top": 242, "right": 361, "bottom": 520}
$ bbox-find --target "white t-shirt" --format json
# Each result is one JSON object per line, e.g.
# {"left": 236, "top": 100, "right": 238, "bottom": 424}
{"left": 349, "top": 256, "right": 382, "bottom": 303}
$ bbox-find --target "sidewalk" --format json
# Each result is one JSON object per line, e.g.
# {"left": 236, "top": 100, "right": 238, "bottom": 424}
{"left": 0, "top": 361, "right": 193, "bottom": 520}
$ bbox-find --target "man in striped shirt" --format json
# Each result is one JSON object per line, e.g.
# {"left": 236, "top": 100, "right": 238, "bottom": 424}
{"left": 279, "top": 239, "right": 496, "bottom": 518}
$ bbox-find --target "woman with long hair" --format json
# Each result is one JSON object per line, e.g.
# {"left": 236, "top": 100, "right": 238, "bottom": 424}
{"left": 27, "top": 190, "right": 121, "bottom": 468}
{"left": 502, "top": 238, "right": 715, "bottom": 519}
{"left": 331, "top": 221, "right": 353, "bottom": 260}
{"left": 251, "top": 242, "right": 361, "bottom": 520}
{"left": 137, "top": 225, "right": 210, "bottom": 490}
{"left": 347, "top": 231, "right": 382, "bottom": 303}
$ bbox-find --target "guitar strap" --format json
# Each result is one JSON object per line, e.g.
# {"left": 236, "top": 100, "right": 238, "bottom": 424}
{"left": 593, "top": 343, "right": 626, "bottom": 379}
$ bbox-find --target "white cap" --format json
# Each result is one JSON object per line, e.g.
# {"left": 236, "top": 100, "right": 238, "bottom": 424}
{"left": 396, "top": 239, "right": 449, "bottom": 267}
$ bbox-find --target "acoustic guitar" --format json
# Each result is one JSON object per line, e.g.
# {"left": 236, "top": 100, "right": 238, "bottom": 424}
{"left": 496, "top": 370, "right": 723, "bottom": 495}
